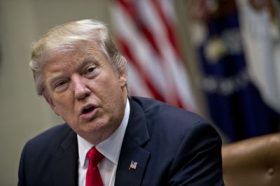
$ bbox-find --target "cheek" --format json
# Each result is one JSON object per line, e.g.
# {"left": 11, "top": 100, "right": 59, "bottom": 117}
{"left": 103, "top": 80, "right": 125, "bottom": 111}
{"left": 92, "top": 78, "right": 119, "bottom": 106}
{"left": 51, "top": 93, "right": 74, "bottom": 116}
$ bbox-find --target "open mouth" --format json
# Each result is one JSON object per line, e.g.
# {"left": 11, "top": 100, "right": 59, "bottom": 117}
{"left": 81, "top": 105, "right": 95, "bottom": 115}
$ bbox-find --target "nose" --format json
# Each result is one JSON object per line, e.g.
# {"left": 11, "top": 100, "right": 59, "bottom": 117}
{"left": 72, "top": 75, "right": 90, "bottom": 100}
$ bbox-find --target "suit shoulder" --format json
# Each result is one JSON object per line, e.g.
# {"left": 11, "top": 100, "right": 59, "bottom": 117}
{"left": 131, "top": 96, "right": 208, "bottom": 126}
{"left": 130, "top": 97, "right": 221, "bottom": 141}
{"left": 23, "top": 124, "right": 73, "bottom": 154}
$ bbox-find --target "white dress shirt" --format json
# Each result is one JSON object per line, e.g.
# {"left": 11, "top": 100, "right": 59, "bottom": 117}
{"left": 77, "top": 99, "right": 130, "bottom": 186}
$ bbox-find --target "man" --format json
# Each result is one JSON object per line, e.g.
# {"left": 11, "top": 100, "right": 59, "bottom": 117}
{"left": 18, "top": 19, "right": 224, "bottom": 186}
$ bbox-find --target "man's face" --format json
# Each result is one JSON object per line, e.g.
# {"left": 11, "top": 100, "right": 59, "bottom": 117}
{"left": 42, "top": 42, "right": 127, "bottom": 144}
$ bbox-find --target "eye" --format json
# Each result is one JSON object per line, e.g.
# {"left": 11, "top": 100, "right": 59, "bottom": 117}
{"left": 87, "top": 66, "right": 95, "bottom": 73}
{"left": 53, "top": 79, "right": 69, "bottom": 92}
{"left": 83, "top": 65, "right": 98, "bottom": 78}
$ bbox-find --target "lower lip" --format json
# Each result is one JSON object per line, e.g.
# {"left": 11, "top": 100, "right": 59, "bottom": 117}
{"left": 80, "top": 108, "right": 98, "bottom": 121}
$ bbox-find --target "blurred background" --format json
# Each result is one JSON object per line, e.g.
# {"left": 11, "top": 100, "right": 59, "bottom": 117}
{"left": 0, "top": 0, "right": 280, "bottom": 185}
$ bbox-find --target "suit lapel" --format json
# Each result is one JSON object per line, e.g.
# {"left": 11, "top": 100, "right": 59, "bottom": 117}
{"left": 49, "top": 98, "right": 151, "bottom": 186}
{"left": 115, "top": 98, "right": 151, "bottom": 186}
{"left": 51, "top": 128, "right": 78, "bottom": 186}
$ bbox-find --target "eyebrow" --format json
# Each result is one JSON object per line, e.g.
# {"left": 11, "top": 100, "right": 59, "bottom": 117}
{"left": 46, "top": 55, "right": 100, "bottom": 88}
{"left": 76, "top": 56, "right": 98, "bottom": 71}
{"left": 47, "top": 74, "right": 67, "bottom": 87}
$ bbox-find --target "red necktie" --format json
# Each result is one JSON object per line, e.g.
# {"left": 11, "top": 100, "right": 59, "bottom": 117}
{"left": 86, "top": 147, "right": 104, "bottom": 186}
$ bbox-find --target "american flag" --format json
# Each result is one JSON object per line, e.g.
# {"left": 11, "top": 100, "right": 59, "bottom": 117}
{"left": 111, "top": 0, "right": 196, "bottom": 110}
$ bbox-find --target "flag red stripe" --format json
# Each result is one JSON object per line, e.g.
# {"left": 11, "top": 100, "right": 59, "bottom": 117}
{"left": 117, "top": 36, "right": 166, "bottom": 102}
{"left": 116, "top": 0, "right": 162, "bottom": 58}
{"left": 151, "top": 0, "right": 182, "bottom": 60}
{"left": 116, "top": 0, "right": 185, "bottom": 108}
{"left": 113, "top": 0, "right": 190, "bottom": 109}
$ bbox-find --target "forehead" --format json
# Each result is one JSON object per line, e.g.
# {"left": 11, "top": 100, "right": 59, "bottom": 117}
{"left": 42, "top": 42, "right": 109, "bottom": 71}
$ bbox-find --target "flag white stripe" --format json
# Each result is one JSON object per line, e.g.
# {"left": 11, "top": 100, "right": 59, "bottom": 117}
{"left": 112, "top": 0, "right": 196, "bottom": 110}
{"left": 135, "top": 1, "right": 178, "bottom": 104}
{"left": 112, "top": 4, "right": 166, "bottom": 92}
{"left": 127, "top": 63, "right": 153, "bottom": 98}
{"left": 138, "top": 0, "right": 195, "bottom": 109}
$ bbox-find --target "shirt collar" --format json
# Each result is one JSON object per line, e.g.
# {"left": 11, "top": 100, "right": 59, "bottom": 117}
{"left": 77, "top": 98, "right": 130, "bottom": 168}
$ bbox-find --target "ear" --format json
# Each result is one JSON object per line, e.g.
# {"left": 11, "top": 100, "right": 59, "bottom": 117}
{"left": 43, "top": 93, "right": 60, "bottom": 116}
{"left": 119, "top": 71, "right": 127, "bottom": 88}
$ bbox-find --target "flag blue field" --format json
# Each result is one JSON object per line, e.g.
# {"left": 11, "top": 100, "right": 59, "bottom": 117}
{"left": 196, "top": 3, "right": 279, "bottom": 141}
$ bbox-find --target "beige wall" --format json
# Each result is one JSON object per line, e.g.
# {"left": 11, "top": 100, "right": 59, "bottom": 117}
{"left": 0, "top": 1, "right": 112, "bottom": 185}
{"left": 0, "top": 1, "right": 204, "bottom": 185}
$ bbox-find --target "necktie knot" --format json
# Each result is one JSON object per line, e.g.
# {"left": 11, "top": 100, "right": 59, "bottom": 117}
{"left": 87, "top": 147, "right": 104, "bottom": 166}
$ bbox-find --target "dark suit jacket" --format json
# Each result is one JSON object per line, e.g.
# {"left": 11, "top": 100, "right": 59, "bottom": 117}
{"left": 18, "top": 97, "right": 224, "bottom": 186}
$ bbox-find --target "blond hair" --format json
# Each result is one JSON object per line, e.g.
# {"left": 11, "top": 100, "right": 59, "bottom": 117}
{"left": 30, "top": 19, "right": 127, "bottom": 95}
